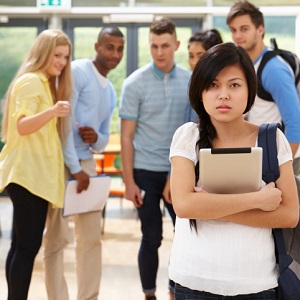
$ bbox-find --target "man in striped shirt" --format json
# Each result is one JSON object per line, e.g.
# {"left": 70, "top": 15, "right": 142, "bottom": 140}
{"left": 119, "top": 17, "right": 192, "bottom": 300}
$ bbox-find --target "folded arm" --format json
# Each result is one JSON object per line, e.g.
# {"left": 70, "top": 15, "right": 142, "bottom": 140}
{"left": 171, "top": 156, "right": 299, "bottom": 228}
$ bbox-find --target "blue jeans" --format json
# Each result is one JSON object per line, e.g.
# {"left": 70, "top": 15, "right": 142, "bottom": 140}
{"left": 5, "top": 183, "right": 48, "bottom": 300}
{"left": 134, "top": 169, "right": 176, "bottom": 294}
{"left": 174, "top": 284, "right": 277, "bottom": 300}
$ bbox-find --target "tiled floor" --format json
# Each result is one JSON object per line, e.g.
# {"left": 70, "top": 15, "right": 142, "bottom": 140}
{"left": 0, "top": 195, "right": 174, "bottom": 300}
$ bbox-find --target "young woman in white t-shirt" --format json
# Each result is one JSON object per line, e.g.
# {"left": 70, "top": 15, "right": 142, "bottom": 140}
{"left": 169, "top": 42, "right": 299, "bottom": 300}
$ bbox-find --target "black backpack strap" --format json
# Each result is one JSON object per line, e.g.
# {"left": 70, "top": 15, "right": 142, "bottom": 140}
{"left": 257, "top": 123, "right": 280, "bottom": 183}
{"left": 273, "top": 226, "right": 291, "bottom": 261}
{"left": 270, "top": 38, "right": 278, "bottom": 50}
{"left": 257, "top": 51, "right": 277, "bottom": 102}
{"left": 258, "top": 123, "right": 290, "bottom": 265}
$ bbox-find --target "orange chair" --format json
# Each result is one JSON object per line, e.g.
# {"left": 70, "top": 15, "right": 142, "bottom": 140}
{"left": 109, "top": 185, "right": 125, "bottom": 198}
{"left": 101, "top": 153, "right": 123, "bottom": 175}
{"left": 94, "top": 134, "right": 122, "bottom": 175}
{"left": 94, "top": 154, "right": 104, "bottom": 174}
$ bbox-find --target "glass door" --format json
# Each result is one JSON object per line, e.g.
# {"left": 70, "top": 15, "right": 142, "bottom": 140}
{"left": 0, "top": 18, "right": 48, "bottom": 149}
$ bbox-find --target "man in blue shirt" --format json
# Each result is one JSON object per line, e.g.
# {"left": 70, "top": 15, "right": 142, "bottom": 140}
{"left": 119, "top": 18, "right": 191, "bottom": 300}
{"left": 43, "top": 27, "right": 125, "bottom": 300}
{"left": 227, "top": 1, "right": 300, "bottom": 171}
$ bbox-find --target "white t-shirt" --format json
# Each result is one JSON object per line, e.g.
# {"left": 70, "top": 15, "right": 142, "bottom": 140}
{"left": 169, "top": 122, "right": 293, "bottom": 296}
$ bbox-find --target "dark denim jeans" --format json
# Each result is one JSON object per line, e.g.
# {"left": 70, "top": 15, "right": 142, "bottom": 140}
{"left": 134, "top": 169, "right": 176, "bottom": 294}
{"left": 175, "top": 284, "right": 277, "bottom": 300}
{"left": 5, "top": 183, "right": 48, "bottom": 300}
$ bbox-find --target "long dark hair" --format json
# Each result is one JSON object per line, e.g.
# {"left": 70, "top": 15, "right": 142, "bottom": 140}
{"left": 188, "top": 42, "right": 257, "bottom": 231}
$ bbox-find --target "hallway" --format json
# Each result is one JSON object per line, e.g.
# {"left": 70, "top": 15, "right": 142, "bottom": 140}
{"left": 0, "top": 195, "right": 174, "bottom": 299}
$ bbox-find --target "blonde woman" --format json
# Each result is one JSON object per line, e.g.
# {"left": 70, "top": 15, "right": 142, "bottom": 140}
{"left": 0, "top": 29, "right": 72, "bottom": 300}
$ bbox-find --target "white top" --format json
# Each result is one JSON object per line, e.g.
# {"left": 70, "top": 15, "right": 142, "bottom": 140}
{"left": 169, "top": 122, "right": 293, "bottom": 296}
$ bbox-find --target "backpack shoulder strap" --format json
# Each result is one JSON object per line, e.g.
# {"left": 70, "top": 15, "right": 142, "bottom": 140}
{"left": 270, "top": 38, "right": 278, "bottom": 50}
{"left": 257, "top": 123, "right": 280, "bottom": 183}
{"left": 258, "top": 123, "right": 290, "bottom": 261}
{"left": 257, "top": 51, "right": 278, "bottom": 76}
{"left": 257, "top": 51, "right": 278, "bottom": 102}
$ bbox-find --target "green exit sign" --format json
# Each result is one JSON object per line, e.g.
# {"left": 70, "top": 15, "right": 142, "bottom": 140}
{"left": 37, "top": 0, "right": 70, "bottom": 9}
{"left": 40, "top": 0, "right": 61, "bottom": 6}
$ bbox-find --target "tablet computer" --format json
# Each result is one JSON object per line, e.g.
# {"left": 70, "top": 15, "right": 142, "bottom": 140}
{"left": 199, "top": 147, "right": 262, "bottom": 194}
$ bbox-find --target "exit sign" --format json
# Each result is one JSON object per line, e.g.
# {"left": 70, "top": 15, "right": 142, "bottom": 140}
{"left": 37, "top": 0, "right": 71, "bottom": 9}
{"left": 40, "top": 0, "right": 61, "bottom": 6}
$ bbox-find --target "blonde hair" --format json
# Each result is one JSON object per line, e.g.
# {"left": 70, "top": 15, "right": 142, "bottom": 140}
{"left": 1, "top": 29, "right": 73, "bottom": 141}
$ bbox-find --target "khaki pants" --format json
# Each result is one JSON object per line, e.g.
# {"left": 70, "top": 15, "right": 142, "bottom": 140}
{"left": 43, "top": 159, "right": 102, "bottom": 300}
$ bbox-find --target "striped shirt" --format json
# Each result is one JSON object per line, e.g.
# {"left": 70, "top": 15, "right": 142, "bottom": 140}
{"left": 119, "top": 61, "right": 191, "bottom": 172}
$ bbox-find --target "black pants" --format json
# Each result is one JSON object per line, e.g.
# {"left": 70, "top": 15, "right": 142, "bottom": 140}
{"left": 5, "top": 183, "right": 48, "bottom": 300}
{"left": 134, "top": 169, "right": 176, "bottom": 294}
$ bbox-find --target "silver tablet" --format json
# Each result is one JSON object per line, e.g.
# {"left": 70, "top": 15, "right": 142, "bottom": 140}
{"left": 199, "top": 147, "right": 262, "bottom": 194}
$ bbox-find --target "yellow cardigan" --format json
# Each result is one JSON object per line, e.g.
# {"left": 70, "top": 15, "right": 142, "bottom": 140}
{"left": 0, "top": 71, "right": 65, "bottom": 208}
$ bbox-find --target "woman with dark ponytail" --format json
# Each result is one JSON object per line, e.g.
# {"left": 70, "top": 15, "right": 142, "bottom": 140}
{"left": 188, "top": 29, "right": 223, "bottom": 71}
{"left": 168, "top": 42, "right": 298, "bottom": 299}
